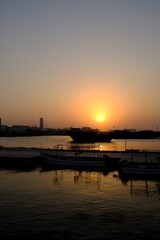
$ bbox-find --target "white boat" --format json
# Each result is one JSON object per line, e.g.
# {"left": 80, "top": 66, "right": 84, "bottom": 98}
{"left": 119, "top": 151, "right": 160, "bottom": 177}
{"left": 40, "top": 144, "right": 123, "bottom": 169}
{"left": 40, "top": 152, "right": 107, "bottom": 168}
{"left": 120, "top": 164, "right": 160, "bottom": 176}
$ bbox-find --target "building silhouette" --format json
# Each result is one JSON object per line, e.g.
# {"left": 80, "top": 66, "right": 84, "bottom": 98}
{"left": 40, "top": 118, "right": 44, "bottom": 130}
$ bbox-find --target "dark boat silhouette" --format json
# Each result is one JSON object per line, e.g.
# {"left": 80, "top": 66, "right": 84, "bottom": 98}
{"left": 68, "top": 127, "right": 112, "bottom": 143}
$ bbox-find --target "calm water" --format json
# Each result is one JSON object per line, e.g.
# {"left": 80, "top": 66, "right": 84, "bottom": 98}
{"left": 0, "top": 135, "right": 160, "bottom": 151}
{"left": 0, "top": 136, "right": 160, "bottom": 239}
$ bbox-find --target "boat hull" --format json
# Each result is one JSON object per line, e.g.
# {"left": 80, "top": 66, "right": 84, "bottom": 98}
{"left": 119, "top": 151, "right": 160, "bottom": 177}
{"left": 41, "top": 153, "right": 107, "bottom": 169}
{"left": 68, "top": 128, "right": 112, "bottom": 143}
{"left": 120, "top": 165, "right": 160, "bottom": 176}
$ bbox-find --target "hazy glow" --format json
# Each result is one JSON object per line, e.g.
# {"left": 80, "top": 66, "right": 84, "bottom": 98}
{"left": 66, "top": 83, "right": 127, "bottom": 130}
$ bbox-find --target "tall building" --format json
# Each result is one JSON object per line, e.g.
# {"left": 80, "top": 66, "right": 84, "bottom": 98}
{"left": 40, "top": 118, "right": 44, "bottom": 130}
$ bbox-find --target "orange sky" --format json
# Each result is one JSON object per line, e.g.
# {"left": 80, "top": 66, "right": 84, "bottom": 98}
{"left": 1, "top": 1, "right": 160, "bottom": 130}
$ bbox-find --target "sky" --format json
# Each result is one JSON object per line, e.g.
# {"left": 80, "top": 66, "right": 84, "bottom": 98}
{"left": 0, "top": 0, "right": 160, "bottom": 130}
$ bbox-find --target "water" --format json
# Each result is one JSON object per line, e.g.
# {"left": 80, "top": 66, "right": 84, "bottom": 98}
{"left": 0, "top": 135, "right": 160, "bottom": 151}
{"left": 0, "top": 136, "right": 160, "bottom": 239}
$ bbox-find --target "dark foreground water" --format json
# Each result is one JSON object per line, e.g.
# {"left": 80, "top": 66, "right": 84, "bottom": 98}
{"left": 0, "top": 168, "right": 160, "bottom": 239}
{"left": 0, "top": 137, "right": 160, "bottom": 239}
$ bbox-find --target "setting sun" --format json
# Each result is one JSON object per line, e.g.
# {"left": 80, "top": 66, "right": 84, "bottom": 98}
{"left": 97, "top": 115, "right": 105, "bottom": 123}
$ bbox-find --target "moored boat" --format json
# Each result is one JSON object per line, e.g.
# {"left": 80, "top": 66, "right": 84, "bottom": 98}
{"left": 120, "top": 163, "right": 160, "bottom": 176}
{"left": 40, "top": 152, "right": 107, "bottom": 168}
{"left": 40, "top": 147, "right": 120, "bottom": 169}
{"left": 119, "top": 151, "right": 160, "bottom": 177}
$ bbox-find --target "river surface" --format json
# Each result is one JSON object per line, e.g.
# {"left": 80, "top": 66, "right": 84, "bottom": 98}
{"left": 0, "top": 135, "right": 160, "bottom": 151}
{"left": 0, "top": 137, "right": 160, "bottom": 239}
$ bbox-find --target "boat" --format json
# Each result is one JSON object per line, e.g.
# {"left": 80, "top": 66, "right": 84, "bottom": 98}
{"left": 120, "top": 161, "right": 160, "bottom": 176}
{"left": 68, "top": 127, "right": 112, "bottom": 143}
{"left": 41, "top": 153, "right": 107, "bottom": 169}
{"left": 40, "top": 145, "right": 121, "bottom": 169}
{"left": 119, "top": 151, "right": 160, "bottom": 177}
